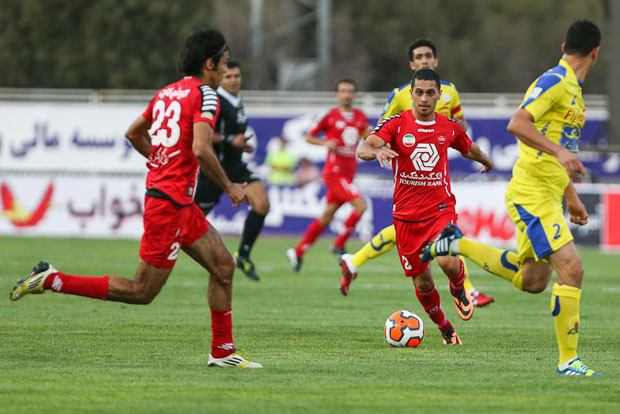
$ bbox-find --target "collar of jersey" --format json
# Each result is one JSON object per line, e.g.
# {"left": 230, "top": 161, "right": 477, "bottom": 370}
{"left": 558, "top": 59, "right": 583, "bottom": 88}
{"left": 217, "top": 86, "right": 242, "bottom": 107}
{"left": 413, "top": 118, "right": 436, "bottom": 126}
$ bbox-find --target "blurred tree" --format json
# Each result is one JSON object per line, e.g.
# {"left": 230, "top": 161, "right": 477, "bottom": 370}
{"left": 0, "top": 0, "right": 608, "bottom": 93}
{"left": 339, "top": 0, "right": 607, "bottom": 93}
{"left": 0, "top": 0, "right": 215, "bottom": 88}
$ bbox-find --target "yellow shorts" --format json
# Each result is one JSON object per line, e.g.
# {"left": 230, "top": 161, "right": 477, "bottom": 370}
{"left": 505, "top": 180, "right": 573, "bottom": 262}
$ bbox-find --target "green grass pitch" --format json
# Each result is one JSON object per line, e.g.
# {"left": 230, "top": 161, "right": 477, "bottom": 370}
{"left": 1, "top": 235, "right": 619, "bottom": 413}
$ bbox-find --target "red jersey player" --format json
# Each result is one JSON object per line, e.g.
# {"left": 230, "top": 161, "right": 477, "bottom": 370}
{"left": 10, "top": 30, "right": 261, "bottom": 368}
{"left": 287, "top": 79, "right": 369, "bottom": 272}
{"left": 357, "top": 69, "right": 493, "bottom": 345}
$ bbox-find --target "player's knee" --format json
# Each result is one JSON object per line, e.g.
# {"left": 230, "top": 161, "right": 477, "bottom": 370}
{"left": 412, "top": 275, "right": 434, "bottom": 292}
{"left": 566, "top": 256, "right": 584, "bottom": 279}
{"left": 254, "top": 198, "right": 270, "bottom": 215}
{"left": 436, "top": 256, "right": 460, "bottom": 275}
{"left": 212, "top": 254, "right": 235, "bottom": 286}
{"left": 521, "top": 274, "right": 548, "bottom": 293}
{"left": 558, "top": 256, "right": 584, "bottom": 287}
{"left": 354, "top": 199, "right": 367, "bottom": 214}
{"left": 522, "top": 281, "right": 546, "bottom": 294}
{"left": 319, "top": 213, "right": 334, "bottom": 226}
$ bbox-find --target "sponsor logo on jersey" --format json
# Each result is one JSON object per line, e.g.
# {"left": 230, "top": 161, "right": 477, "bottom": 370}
{"left": 410, "top": 143, "right": 439, "bottom": 171}
{"left": 402, "top": 133, "right": 416, "bottom": 147}
{"left": 442, "top": 93, "right": 451, "bottom": 102}
{"left": 158, "top": 87, "right": 191, "bottom": 100}
{"left": 397, "top": 170, "right": 443, "bottom": 187}
{"left": 438, "top": 134, "right": 446, "bottom": 145}
{"left": 563, "top": 109, "right": 585, "bottom": 124}
{"left": 341, "top": 126, "right": 361, "bottom": 147}
{"left": 561, "top": 125, "right": 581, "bottom": 153}
{"left": 417, "top": 128, "right": 434, "bottom": 133}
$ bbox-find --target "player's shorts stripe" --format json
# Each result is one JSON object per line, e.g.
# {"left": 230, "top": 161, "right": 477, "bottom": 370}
{"left": 514, "top": 203, "right": 553, "bottom": 259}
{"left": 551, "top": 295, "right": 561, "bottom": 316}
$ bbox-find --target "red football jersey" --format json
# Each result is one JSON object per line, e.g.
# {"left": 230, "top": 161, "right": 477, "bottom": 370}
{"left": 142, "top": 77, "right": 219, "bottom": 205}
{"left": 308, "top": 108, "right": 369, "bottom": 179}
{"left": 372, "top": 111, "right": 472, "bottom": 221}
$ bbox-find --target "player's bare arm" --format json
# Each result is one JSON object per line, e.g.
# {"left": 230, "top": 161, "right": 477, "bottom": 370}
{"left": 193, "top": 121, "right": 248, "bottom": 207}
{"left": 507, "top": 108, "right": 585, "bottom": 179}
{"left": 357, "top": 134, "right": 398, "bottom": 168}
{"left": 564, "top": 182, "right": 588, "bottom": 225}
{"left": 462, "top": 142, "right": 494, "bottom": 173}
{"left": 306, "top": 134, "right": 337, "bottom": 151}
{"left": 125, "top": 116, "right": 153, "bottom": 158}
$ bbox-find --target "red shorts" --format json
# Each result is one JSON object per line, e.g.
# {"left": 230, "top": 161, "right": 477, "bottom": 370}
{"left": 324, "top": 174, "right": 361, "bottom": 205}
{"left": 393, "top": 212, "right": 457, "bottom": 277}
{"left": 139, "top": 197, "right": 210, "bottom": 268}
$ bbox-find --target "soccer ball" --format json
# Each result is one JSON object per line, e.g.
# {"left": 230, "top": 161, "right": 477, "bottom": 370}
{"left": 384, "top": 310, "right": 425, "bottom": 348}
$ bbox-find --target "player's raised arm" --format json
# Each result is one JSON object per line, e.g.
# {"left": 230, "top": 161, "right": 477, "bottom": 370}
{"left": 357, "top": 134, "right": 398, "bottom": 168}
{"left": 507, "top": 108, "right": 585, "bottom": 180}
{"left": 462, "top": 142, "right": 494, "bottom": 173}
{"left": 193, "top": 121, "right": 248, "bottom": 207}
{"left": 125, "top": 116, "right": 153, "bottom": 158}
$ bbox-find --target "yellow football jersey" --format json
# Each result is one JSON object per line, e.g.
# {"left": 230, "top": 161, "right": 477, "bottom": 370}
{"left": 512, "top": 59, "right": 585, "bottom": 193}
{"left": 381, "top": 80, "right": 463, "bottom": 119}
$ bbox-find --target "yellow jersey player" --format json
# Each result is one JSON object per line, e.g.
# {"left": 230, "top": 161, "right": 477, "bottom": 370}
{"left": 340, "top": 38, "right": 494, "bottom": 307}
{"left": 423, "top": 20, "right": 602, "bottom": 376}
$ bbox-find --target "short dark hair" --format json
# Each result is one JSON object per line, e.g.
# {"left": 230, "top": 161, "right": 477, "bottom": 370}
{"left": 411, "top": 68, "right": 441, "bottom": 90}
{"left": 177, "top": 29, "right": 228, "bottom": 76}
{"left": 335, "top": 78, "right": 357, "bottom": 91}
{"left": 226, "top": 61, "right": 241, "bottom": 70}
{"left": 564, "top": 20, "right": 601, "bottom": 56}
{"left": 408, "top": 38, "right": 437, "bottom": 61}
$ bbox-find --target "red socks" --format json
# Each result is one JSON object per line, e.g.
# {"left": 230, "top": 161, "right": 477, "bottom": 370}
{"left": 415, "top": 286, "right": 451, "bottom": 332}
{"left": 210, "top": 308, "right": 234, "bottom": 358}
{"left": 43, "top": 272, "right": 108, "bottom": 300}
{"left": 295, "top": 219, "right": 325, "bottom": 257}
{"left": 448, "top": 260, "right": 466, "bottom": 293}
{"left": 333, "top": 210, "right": 363, "bottom": 249}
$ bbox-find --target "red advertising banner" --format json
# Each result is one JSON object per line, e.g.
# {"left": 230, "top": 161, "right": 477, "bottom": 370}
{"left": 602, "top": 190, "right": 620, "bottom": 250}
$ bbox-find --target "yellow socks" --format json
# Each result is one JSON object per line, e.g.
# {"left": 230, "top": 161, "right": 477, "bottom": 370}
{"left": 456, "top": 238, "right": 522, "bottom": 289}
{"left": 351, "top": 225, "right": 396, "bottom": 268}
{"left": 551, "top": 283, "right": 581, "bottom": 366}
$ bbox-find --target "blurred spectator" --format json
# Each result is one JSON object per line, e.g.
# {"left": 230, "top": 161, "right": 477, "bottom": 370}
{"left": 265, "top": 136, "right": 298, "bottom": 185}
{"left": 295, "top": 158, "right": 320, "bottom": 187}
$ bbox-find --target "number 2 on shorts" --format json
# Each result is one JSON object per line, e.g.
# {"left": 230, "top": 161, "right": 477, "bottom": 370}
{"left": 401, "top": 255, "right": 412, "bottom": 270}
{"left": 167, "top": 242, "right": 181, "bottom": 260}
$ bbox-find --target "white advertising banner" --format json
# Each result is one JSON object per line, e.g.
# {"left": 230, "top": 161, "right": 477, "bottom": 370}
{"left": 0, "top": 173, "right": 146, "bottom": 238}
{"left": 0, "top": 173, "right": 515, "bottom": 246}
{"left": 0, "top": 102, "right": 147, "bottom": 173}
{"left": 3, "top": 173, "right": 616, "bottom": 250}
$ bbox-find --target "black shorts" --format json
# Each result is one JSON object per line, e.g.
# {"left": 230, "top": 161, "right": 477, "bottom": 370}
{"left": 194, "top": 164, "right": 260, "bottom": 210}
